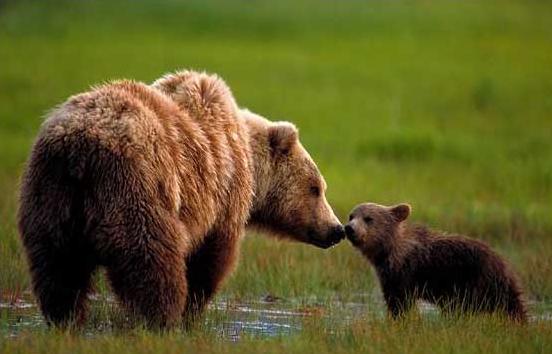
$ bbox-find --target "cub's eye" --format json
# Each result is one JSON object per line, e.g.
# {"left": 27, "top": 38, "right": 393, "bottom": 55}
{"left": 363, "top": 216, "right": 373, "bottom": 224}
{"left": 310, "top": 186, "right": 321, "bottom": 197}
{"left": 348, "top": 214, "right": 354, "bottom": 221}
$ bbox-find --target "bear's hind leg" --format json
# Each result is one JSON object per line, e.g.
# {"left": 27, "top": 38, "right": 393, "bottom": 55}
{"left": 107, "top": 247, "right": 187, "bottom": 330}
{"left": 104, "top": 213, "right": 188, "bottom": 330}
{"left": 89, "top": 152, "right": 189, "bottom": 330}
{"left": 28, "top": 244, "right": 96, "bottom": 328}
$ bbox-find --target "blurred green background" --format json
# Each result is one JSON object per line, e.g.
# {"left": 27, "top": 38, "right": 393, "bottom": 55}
{"left": 1, "top": 0, "right": 551, "bottom": 302}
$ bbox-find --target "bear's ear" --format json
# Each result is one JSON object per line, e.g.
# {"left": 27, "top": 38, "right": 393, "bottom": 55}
{"left": 390, "top": 203, "right": 411, "bottom": 222}
{"left": 268, "top": 122, "right": 298, "bottom": 156}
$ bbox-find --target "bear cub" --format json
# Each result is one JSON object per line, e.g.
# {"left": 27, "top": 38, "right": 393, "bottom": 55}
{"left": 344, "top": 203, "right": 526, "bottom": 321}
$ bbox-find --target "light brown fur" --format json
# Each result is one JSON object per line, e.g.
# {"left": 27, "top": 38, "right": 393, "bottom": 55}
{"left": 18, "top": 70, "right": 344, "bottom": 329}
{"left": 242, "top": 110, "right": 342, "bottom": 247}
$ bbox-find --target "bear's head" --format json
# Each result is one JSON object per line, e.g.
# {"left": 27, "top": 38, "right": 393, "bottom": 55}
{"left": 344, "top": 202, "right": 411, "bottom": 258}
{"left": 244, "top": 110, "right": 345, "bottom": 249}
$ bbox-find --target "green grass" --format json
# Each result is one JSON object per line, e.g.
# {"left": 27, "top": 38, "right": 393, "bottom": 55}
{"left": 2, "top": 315, "right": 552, "bottom": 354}
{"left": 1, "top": 0, "right": 552, "bottom": 352}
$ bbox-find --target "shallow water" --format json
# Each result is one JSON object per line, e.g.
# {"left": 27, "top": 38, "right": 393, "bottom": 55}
{"left": 1, "top": 292, "right": 549, "bottom": 341}
{"left": 205, "top": 292, "right": 393, "bottom": 341}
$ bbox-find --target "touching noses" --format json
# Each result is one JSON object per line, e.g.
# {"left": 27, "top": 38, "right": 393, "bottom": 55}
{"left": 344, "top": 224, "right": 355, "bottom": 237}
{"left": 330, "top": 224, "right": 346, "bottom": 242}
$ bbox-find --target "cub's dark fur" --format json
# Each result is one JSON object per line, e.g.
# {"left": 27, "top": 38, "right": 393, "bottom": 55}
{"left": 345, "top": 203, "right": 526, "bottom": 321}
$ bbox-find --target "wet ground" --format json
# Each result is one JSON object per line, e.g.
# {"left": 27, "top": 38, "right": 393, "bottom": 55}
{"left": 1, "top": 292, "right": 550, "bottom": 341}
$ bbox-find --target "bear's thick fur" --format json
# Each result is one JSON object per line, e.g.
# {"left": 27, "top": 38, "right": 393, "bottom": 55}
{"left": 18, "top": 71, "right": 344, "bottom": 329}
{"left": 345, "top": 203, "right": 526, "bottom": 322}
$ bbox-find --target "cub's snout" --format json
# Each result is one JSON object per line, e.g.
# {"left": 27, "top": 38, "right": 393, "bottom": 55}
{"left": 344, "top": 224, "right": 355, "bottom": 237}
{"left": 344, "top": 222, "right": 360, "bottom": 245}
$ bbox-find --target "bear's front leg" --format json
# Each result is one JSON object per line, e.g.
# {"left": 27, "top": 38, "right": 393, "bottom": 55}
{"left": 383, "top": 287, "right": 415, "bottom": 320}
{"left": 183, "top": 229, "right": 240, "bottom": 326}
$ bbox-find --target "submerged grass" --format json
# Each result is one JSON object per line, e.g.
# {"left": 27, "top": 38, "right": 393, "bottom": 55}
{"left": 1, "top": 0, "right": 551, "bottom": 351}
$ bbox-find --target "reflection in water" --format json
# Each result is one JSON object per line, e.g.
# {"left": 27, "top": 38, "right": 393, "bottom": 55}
{"left": 1, "top": 292, "right": 550, "bottom": 341}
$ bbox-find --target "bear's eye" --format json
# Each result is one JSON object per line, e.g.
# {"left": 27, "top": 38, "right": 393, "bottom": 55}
{"left": 310, "top": 186, "right": 321, "bottom": 197}
{"left": 348, "top": 214, "right": 354, "bottom": 221}
{"left": 363, "top": 216, "right": 373, "bottom": 224}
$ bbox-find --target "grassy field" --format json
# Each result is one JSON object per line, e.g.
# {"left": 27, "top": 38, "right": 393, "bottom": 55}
{"left": 1, "top": 0, "right": 551, "bottom": 352}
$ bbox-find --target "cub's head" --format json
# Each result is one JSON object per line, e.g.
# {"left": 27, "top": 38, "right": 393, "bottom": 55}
{"left": 244, "top": 110, "right": 344, "bottom": 249}
{"left": 344, "top": 203, "right": 411, "bottom": 256}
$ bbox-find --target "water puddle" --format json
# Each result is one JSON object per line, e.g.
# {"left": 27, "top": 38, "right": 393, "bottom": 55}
{"left": 205, "top": 293, "right": 387, "bottom": 341}
{"left": 1, "top": 292, "right": 550, "bottom": 341}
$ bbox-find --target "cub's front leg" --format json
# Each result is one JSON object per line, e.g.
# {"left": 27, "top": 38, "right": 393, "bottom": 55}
{"left": 382, "top": 283, "right": 415, "bottom": 319}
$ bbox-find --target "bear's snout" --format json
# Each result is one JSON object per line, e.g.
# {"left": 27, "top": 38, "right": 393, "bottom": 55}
{"left": 308, "top": 224, "right": 345, "bottom": 249}
{"left": 329, "top": 224, "right": 346, "bottom": 243}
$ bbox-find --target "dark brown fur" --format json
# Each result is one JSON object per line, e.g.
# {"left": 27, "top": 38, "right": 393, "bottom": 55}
{"left": 345, "top": 203, "right": 527, "bottom": 322}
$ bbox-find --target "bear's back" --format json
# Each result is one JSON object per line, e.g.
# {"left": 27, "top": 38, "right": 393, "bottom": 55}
{"left": 399, "top": 230, "right": 525, "bottom": 317}
{"left": 42, "top": 81, "right": 208, "bottom": 156}
{"left": 36, "top": 77, "right": 253, "bottom": 242}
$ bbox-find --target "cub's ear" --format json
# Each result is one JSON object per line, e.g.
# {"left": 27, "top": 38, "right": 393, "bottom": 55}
{"left": 268, "top": 122, "right": 298, "bottom": 156}
{"left": 390, "top": 203, "right": 411, "bottom": 222}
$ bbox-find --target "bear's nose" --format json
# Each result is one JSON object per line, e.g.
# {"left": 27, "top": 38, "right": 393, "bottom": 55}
{"left": 344, "top": 224, "right": 355, "bottom": 237}
{"left": 332, "top": 224, "right": 346, "bottom": 240}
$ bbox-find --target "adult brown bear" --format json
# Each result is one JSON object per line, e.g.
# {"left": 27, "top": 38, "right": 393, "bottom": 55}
{"left": 18, "top": 71, "right": 344, "bottom": 329}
